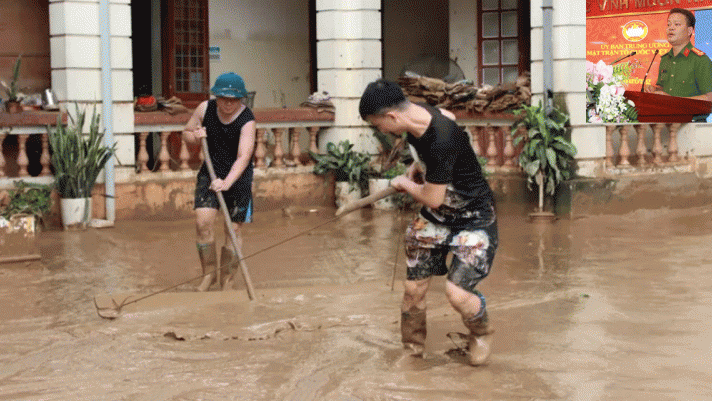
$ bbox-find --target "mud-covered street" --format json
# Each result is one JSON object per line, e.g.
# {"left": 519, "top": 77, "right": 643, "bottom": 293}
{"left": 1, "top": 205, "right": 712, "bottom": 400}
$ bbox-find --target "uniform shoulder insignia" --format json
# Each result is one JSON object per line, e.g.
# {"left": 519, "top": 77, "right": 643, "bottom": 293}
{"left": 692, "top": 47, "right": 706, "bottom": 56}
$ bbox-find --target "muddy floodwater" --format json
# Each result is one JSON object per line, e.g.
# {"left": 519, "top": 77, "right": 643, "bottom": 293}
{"left": 1, "top": 205, "right": 712, "bottom": 400}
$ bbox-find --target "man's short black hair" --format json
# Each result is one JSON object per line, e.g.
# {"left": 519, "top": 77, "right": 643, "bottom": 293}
{"left": 670, "top": 8, "right": 695, "bottom": 28}
{"left": 359, "top": 79, "right": 407, "bottom": 119}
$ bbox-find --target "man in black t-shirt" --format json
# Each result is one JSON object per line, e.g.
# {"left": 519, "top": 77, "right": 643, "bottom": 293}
{"left": 360, "top": 79, "right": 498, "bottom": 366}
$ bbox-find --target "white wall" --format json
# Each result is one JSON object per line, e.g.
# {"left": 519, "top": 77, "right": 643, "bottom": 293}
{"left": 449, "top": 0, "right": 478, "bottom": 83}
{"left": 208, "top": 0, "right": 311, "bottom": 108}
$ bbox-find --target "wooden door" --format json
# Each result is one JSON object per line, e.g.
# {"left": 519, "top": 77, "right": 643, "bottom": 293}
{"left": 162, "top": 0, "right": 209, "bottom": 108}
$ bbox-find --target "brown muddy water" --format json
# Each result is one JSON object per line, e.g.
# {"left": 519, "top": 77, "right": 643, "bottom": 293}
{"left": 1, "top": 205, "right": 712, "bottom": 400}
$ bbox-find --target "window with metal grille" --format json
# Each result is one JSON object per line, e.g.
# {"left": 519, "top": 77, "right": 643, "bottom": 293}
{"left": 478, "top": 0, "right": 530, "bottom": 85}
{"left": 162, "top": 0, "right": 209, "bottom": 107}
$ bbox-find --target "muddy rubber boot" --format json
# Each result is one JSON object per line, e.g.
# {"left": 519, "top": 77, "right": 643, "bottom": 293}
{"left": 463, "top": 309, "right": 494, "bottom": 366}
{"left": 219, "top": 245, "right": 237, "bottom": 291}
{"left": 401, "top": 306, "right": 427, "bottom": 357}
{"left": 196, "top": 242, "right": 217, "bottom": 292}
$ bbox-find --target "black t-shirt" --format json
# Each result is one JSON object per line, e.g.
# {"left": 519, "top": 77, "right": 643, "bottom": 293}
{"left": 407, "top": 104, "right": 495, "bottom": 227}
{"left": 199, "top": 99, "right": 255, "bottom": 186}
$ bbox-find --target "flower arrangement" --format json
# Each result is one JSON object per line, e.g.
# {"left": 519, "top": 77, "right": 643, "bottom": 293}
{"left": 586, "top": 59, "right": 639, "bottom": 123}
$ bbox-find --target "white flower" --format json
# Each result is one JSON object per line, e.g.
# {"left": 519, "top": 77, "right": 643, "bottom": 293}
{"left": 586, "top": 59, "right": 637, "bottom": 123}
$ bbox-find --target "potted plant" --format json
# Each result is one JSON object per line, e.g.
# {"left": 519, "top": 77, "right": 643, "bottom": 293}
{"left": 311, "top": 140, "right": 370, "bottom": 207}
{"left": 1, "top": 55, "right": 23, "bottom": 113}
{"left": 0, "top": 180, "right": 53, "bottom": 223}
{"left": 47, "top": 105, "right": 116, "bottom": 229}
{"left": 367, "top": 131, "right": 410, "bottom": 209}
{"left": 0, "top": 180, "right": 52, "bottom": 263}
{"left": 511, "top": 101, "right": 577, "bottom": 221}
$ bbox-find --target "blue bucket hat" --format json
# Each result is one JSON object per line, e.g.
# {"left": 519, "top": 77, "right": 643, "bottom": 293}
{"left": 211, "top": 72, "right": 248, "bottom": 98}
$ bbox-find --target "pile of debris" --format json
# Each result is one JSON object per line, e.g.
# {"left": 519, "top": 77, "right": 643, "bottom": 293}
{"left": 397, "top": 71, "right": 531, "bottom": 114}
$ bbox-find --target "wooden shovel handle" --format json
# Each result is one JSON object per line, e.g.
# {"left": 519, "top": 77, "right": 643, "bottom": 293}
{"left": 335, "top": 187, "right": 398, "bottom": 216}
{"left": 201, "top": 137, "right": 256, "bottom": 300}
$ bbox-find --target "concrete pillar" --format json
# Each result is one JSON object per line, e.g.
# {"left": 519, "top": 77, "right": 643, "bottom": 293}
{"left": 49, "top": 0, "right": 135, "bottom": 181}
{"left": 316, "top": 0, "right": 382, "bottom": 153}
{"left": 530, "top": 0, "right": 604, "bottom": 177}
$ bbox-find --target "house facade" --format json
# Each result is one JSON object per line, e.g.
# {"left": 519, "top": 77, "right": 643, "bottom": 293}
{"left": 1, "top": 0, "right": 711, "bottom": 222}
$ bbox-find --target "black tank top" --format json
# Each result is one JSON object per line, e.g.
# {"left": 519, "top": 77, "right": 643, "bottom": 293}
{"left": 200, "top": 99, "right": 255, "bottom": 185}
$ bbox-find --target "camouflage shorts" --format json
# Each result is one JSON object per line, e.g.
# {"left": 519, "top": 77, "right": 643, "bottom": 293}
{"left": 404, "top": 216, "right": 498, "bottom": 293}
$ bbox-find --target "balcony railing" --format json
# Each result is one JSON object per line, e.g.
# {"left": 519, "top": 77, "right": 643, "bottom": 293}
{"left": 0, "top": 112, "right": 62, "bottom": 179}
{"left": 603, "top": 123, "right": 691, "bottom": 170}
{"left": 0, "top": 109, "right": 335, "bottom": 182}
{"left": 1, "top": 109, "right": 529, "bottom": 183}
{"left": 133, "top": 117, "right": 333, "bottom": 175}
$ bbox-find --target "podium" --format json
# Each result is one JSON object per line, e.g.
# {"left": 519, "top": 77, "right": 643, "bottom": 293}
{"left": 624, "top": 91, "right": 712, "bottom": 123}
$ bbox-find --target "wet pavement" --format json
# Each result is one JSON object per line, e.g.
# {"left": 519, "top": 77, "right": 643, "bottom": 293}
{"left": 1, "top": 204, "right": 712, "bottom": 400}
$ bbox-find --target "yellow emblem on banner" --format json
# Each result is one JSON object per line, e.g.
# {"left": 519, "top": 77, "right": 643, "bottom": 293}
{"left": 622, "top": 20, "right": 648, "bottom": 42}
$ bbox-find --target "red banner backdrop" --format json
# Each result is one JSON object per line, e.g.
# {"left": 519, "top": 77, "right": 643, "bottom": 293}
{"left": 586, "top": 0, "right": 712, "bottom": 18}
{"left": 586, "top": 13, "right": 674, "bottom": 89}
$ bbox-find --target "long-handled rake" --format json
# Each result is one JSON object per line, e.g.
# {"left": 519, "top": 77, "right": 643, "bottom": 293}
{"left": 200, "top": 136, "right": 256, "bottom": 299}
{"left": 94, "top": 175, "right": 401, "bottom": 319}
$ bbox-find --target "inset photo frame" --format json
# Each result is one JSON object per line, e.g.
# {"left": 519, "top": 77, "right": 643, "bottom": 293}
{"left": 586, "top": 1, "right": 712, "bottom": 123}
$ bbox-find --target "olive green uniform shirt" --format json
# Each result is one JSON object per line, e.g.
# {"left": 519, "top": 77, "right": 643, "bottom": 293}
{"left": 656, "top": 42, "right": 712, "bottom": 98}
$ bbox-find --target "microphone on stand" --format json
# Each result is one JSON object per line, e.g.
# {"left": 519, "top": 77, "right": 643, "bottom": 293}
{"left": 612, "top": 51, "right": 637, "bottom": 64}
{"left": 640, "top": 49, "right": 660, "bottom": 92}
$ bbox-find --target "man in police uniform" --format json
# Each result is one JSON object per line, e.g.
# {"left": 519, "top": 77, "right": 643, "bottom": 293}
{"left": 644, "top": 8, "right": 712, "bottom": 120}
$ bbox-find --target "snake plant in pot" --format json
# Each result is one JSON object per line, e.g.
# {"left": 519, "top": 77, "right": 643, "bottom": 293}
{"left": 511, "top": 101, "right": 577, "bottom": 221}
{"left": 47, "top": 106, "right": 116, "bottom": 228}
{"left": 1, "top": 55, "right": 23, "bottom": 113}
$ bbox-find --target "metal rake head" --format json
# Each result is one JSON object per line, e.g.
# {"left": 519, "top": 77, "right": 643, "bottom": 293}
{"left": 93, "top": 295, "right": 131, "bottom": 320}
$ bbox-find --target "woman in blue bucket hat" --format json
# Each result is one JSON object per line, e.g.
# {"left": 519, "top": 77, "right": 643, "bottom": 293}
{"left": 182, "top": 72, "right": 256, "bottom": 291}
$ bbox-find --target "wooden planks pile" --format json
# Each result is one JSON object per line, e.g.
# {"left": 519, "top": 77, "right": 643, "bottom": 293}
{"left": 397, "top": 72, "right": 531, "bottom": 114}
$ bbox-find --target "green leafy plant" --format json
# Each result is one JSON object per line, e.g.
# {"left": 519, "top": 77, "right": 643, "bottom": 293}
{"left": 477, "top": 155, "right": 489, "bottom": 177}
{"left": 381, "top": 162, "right": 406, "bottom": 180}
{"left": 1, "top": 55, "right": 23, "bottom": 102}
{"left": 311, "top": 140, "right": 371, "bottom": 190}
{"left": 47, "top": 105, "right": 117, "bottom": 199}
{"left": 0, "top": 180, "right": 52, "bottom": 220}
{"left": 382, "top": 163, "right": 417, "bottom": 210}
{"left": 511, "top": 101, "right": 577, "bottom": 212}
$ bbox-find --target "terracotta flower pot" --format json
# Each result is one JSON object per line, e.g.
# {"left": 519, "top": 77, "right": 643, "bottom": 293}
{"left": 4, "top": 101, "right": 22, "bottom": 113}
